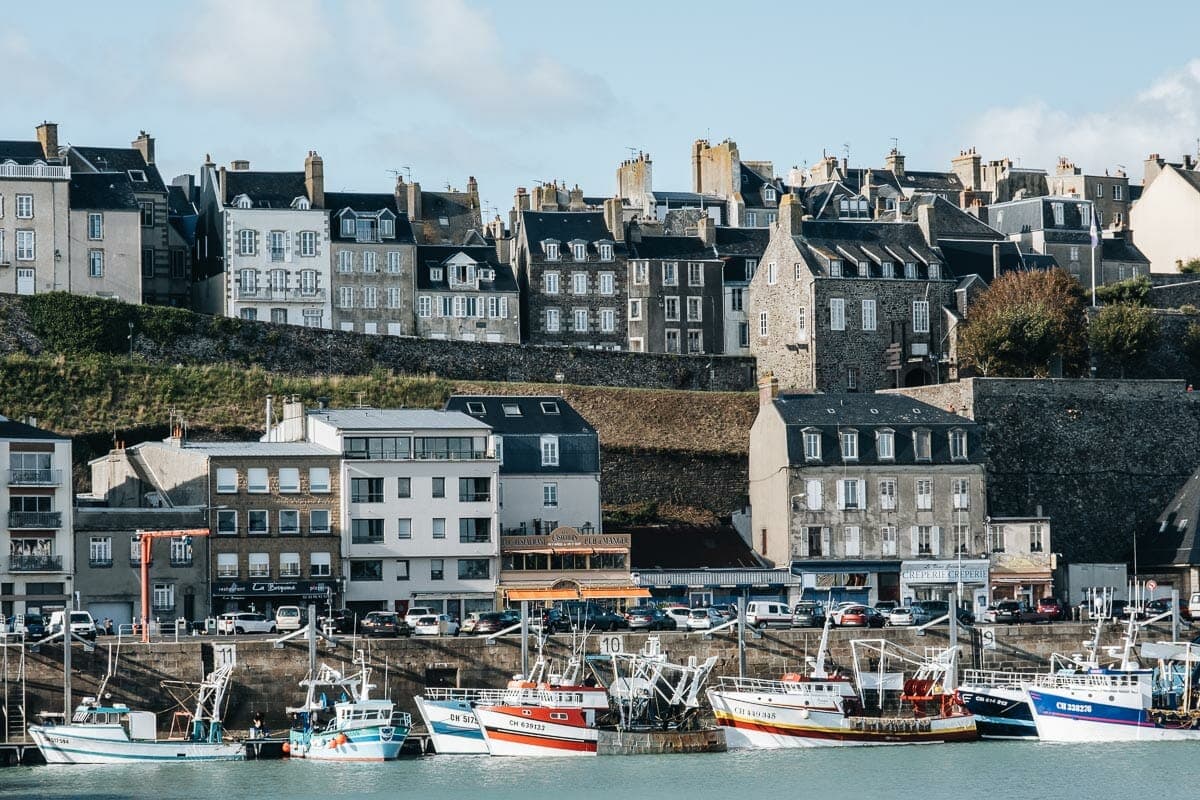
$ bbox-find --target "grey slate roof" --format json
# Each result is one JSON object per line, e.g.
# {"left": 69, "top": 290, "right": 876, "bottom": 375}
{"left": 167, "top": 185, "right": 195, "bottom": 217}
{"left": 224, "top": 170, "right": 308, "bottom": 209}
{"left": 139, "top": 440, "right": 336, "bottom": 458}
{"left": 70, "top": 146, "right": 166, "bottom": 193}
{"left": 897, "top": 170, "right": 964, "bottom": 195}
{"left": 713, "top": 226, "right": 770, "bottom": 256}
{"left": 986, "top": 196, "right": 1092, "bottom": 234}
{"left": 1146, "top": 469, "right": 1200, "bottom": 567}
{"left": 415, "top": 245, "right": 518, "bottom": 292}
{"left": 627, "top": 235, "right": 715, "bottom": 260}
{"left": 794, "top": 220, "right": 944, "bottom": 278}
{"left": 520, "top": 211, "right": 625, "bottom": 257}
{"left": 0, "top": 414, "right": 68, "bottom": 441}
{"left": 445, "top": 395, "right": 598, "bottom": 475}
{"left": 937, "top": 239, "right": 1022, "bottom": 283}
{"left": 1102, "top": 237, "right": 1150, "bottom": 264}
{"left": 326, "top": 191, "right": 416, "bottom": 244}
{"left": 0, "top": 140, "right": 52, "bottom": 164}
{"left": 69, "top": 173, "right": 139, "bottom": 211}
{"left": 772, "top": 393, "right": 983, "bottom": 467}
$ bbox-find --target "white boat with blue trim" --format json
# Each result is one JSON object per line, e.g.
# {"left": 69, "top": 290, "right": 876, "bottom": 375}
{"left": 286, "top": 658, "right": 410, "bottom": 761}
{"left": 29, "top": 664, "right": 244, "bottom": 763}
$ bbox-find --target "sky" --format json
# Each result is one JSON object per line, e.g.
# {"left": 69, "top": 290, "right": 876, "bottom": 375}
{"left": 6, "top": 0, "right": 1200, "bottom": 217}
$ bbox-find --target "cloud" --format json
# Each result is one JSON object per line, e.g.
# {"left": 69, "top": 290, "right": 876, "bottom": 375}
{"left": 965, "top": 59, "right": 1200, "bottom": 172}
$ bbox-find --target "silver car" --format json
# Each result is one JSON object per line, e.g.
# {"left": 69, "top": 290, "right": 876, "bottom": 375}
{"left": 888, "top": 607, "right": 915, "bottom": 626}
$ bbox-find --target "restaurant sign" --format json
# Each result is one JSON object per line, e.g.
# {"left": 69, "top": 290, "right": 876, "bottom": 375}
{"left": 900, "top": 559, "right": 989, "bottom": 584}
{"left": 213, "top": 580, "right": 337, "bottom": 598}
{"left": 504, "top": 527, "right": 630, "bottom": 550}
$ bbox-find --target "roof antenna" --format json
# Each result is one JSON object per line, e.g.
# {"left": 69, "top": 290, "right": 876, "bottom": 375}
{"left": 890, "top": 137, "right": 899, "bottom": 152}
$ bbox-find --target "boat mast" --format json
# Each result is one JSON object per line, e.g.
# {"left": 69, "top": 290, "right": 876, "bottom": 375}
{"left": 810, "top": 592, "right": 834, "bottom": 679}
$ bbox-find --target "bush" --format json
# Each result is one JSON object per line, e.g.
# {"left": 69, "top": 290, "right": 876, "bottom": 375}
{"left": 1095, "top": 275, "right": 1150, "bottom": 306}
{"left": 1089, "top": 304, "right": 1160, "bottom": 377}
{"left": 1182, "top": 258, "right": 1200, "bottom": 274}
{"left": 24, "top": 293, "right": 136, "bottom": 355}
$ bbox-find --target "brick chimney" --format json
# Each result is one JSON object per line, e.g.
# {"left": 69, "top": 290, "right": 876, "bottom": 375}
{"left": 603, "top": 197, "right": 625, "bottom": 242}
{"left": 132, "top": 131, "right": 155, "bottom": 165}
{"left": 697, "top": 215, "right": 716, "bottom": 248}
{"left": 568, "top": 184, "right": 585, "bottom": 212}
{"left": 231, "top": 160, "right": 250, "bottom": 171}
{"left": 885, "top": 147, "right": 905, "bottom": 178}
{"left": 218, "top": 165, "right": 228, "bottom": 205}
{"left": 952, "top": 148, "right": 982, "bottom": 191}
{"left": 304, "top": 150, "right": 325, "bottom": 208}
{"left": 467, "top": 176, "right": 479, "bottom": 211}
{"left": 36, "top": 121, "right": 59, "bottom": 160}
{"left": 778, "top": 191, "right": 805, "bottom": 237}
{"left": 407, "top": 181, "right": 422, "bottom": 221}
{"left": 758, "top": 373, "right": 779, "bottom": 407}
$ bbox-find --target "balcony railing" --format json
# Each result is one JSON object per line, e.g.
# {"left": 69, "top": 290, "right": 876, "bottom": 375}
{"left": 151, "top": 603, "right": 175, "bottom": 613}
{"left": 351, "top": 535, "right": 385, "bottom": 545}
{"left": 0, "top": 163, "right": 69, "bottom": 180}
{"left": 216, "top": 568, "right": 238, "bottom": 579}
{"left": 459, "top": 492, "right": 492, "bottom": 502}
{"left": 7, "top": 469, "right": 62, "bottom": 486}
{"left": 89, "top": 558, "right": 113, "bottom": 569}
{"left": 170, "top": 557, "right": 194, "bottom": 568}
{"left": 10, "top": 554, "right": 64, "bottom": 572}
{"left": 8, "top": 511, "right": 62, "bottom": 529}
{"left": 235, "top": 287, "right": 327, "bottom": 302}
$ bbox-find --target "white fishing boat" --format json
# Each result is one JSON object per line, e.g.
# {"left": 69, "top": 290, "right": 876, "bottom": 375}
{"left": 286, "top": 657, "right": 411, "bottom": 761}
{"left": 707, "top": 613, "right": 976, "bottom": 748}
{"left": 29, "top": 664, "right": 244, "bottom": 763}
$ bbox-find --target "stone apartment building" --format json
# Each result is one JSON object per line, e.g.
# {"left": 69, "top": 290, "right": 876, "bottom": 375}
{"left": 0, "top": 124, "right": 71, "bottom": 296}
{"left": 0, "top": 415, "right": 74, "bottom": 618}
{"left": 393, "top": 175, "right": 483, "bottom": 246}
{"left": 625, "top": 227, "right": 724, "bottom": 354}
{"left": 514, "top": 210, "right": 627, "bottom": 348}
{"left": 949, "top": 148, "right": 1048, "bottom": 205}
{"left": 195, "top": 152, "right": 331, "bottom": 327}
{"left": 1048, "top": 157, "right": 1131, "bottom": 232}
{"left": 87, "top": 433, "right": 343, "bottom": 617}
{"left": 714, "top": 225, "right": 769, "bottom": 356}
{"left": 749, "top": 384, "right": 987, "bottom": 606}
{"left": 67, "top": 173, "right": 143, "bottom": 302}
{"left": 692, "top": 139, "right": 784, "bottom": 228}
{"left": 748, "top": 192, "right": 957, "bottom": 393}
{"left": 66, "top": 132, "right": 183, "bottom": 306}
{"left": 327, "top": 191, "right": 416, "bottom": 335}
{"left": 415, "top": 244, "right": 521, "bottom": 343}
{"left": 615, "top": 151, "right": 727, "bottom": 225}
{"left": 267, "top": 402, "right": 501, "bottom": 619}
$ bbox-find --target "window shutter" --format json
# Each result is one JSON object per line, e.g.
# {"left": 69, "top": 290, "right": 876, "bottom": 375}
{"left": 807, "top": 479, "right": 821, "bottom": 511}
{"left": 836, "top": 480, "right": 846, "bottom": 510}
{"left": 857, "top": 479, "right": 867, "bottom": 506}
{"left": 254, "top": 231, "right": 260, "bottom": 256}
{"left": 285, "top": 231, "right": 293, "bottom": 262}
{"left": 910, "top": 526, "right": 919, "bottom": 555}
{"left": 799, "top": 527, "right": 809, "bottom": 557}
{"left": 931, "top": 526, "right": 941, "bottom": 556}
{"left": 821, "top": 527, "right": 831, "bottom": 556}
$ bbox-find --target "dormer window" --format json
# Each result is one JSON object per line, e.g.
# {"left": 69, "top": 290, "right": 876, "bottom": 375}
{"left": 904, "top": 262, "right": 916, "bottom": 279}
{"left": 294, "top": 197, "right": 310, "bottom": 210}
{"left": 876, "top": 428, "right": 895, "bottom": 460}
{"left": 764, "top": 187, "right": 777, "bottom": 202}
{"left": 599, "top": 243, "right": 613, "bottom": 262}
{"left": 913, "top": 429, "right": 932, "bottom": 462}
{"left": 380, "top": 217, "right": 395, "bottom": 238}
{"left": 840, "top": 430, "right": 858, "bottom": 460}
{"left": 572, "top": 242, "right": 587, "bottom": 261}
{"left": 949, "top": 429, "right": 968, "bottom": 460}
{"left": 929, "top": 263, "right": 940, "bottom": 280}
{"left": 1051, "top": 202, "right": 1065, "bottom": 227}
{"left": 544, "top": 241, "right": 560, "bottom": 261}
{"left": 430, "top": 267, "right": 443, "bottom": 281}
{"left": 829, "top": 259, "right": 842, "bottom": 277}
{"left": 882, "top": 261, "right": 895, "bottom": 278}
{"left": 235, "top": 195, "right": 252, "bottom": 209}
{"left": 341, "top": 215, "right": 356, "bottom": 237}
{"left": 803, "top": 428, "right": 822, "bottom": 461}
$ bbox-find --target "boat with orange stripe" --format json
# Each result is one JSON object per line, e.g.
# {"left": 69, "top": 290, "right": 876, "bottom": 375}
{"left": 474, "top": 705, "right": 600, "bottom": 757}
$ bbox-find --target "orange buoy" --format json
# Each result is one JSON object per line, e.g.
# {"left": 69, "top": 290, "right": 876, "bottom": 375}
{"left": 336, "top": 733, "right": 348, "bottom": 746}
{"left": 281, "top": 742, "right": 290, "bottom": 755}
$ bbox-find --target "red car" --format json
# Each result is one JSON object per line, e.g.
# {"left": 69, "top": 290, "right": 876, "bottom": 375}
{"left": 832, "top": 605, "right": 885, "bottom": 628}
{"left": 1036, "top": 597, "right": 1066, "bottom": 621}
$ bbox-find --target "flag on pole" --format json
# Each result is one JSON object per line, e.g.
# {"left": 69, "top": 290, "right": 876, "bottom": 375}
{"left": 1088, "top": 203, "right": 1100, "bottom": 247}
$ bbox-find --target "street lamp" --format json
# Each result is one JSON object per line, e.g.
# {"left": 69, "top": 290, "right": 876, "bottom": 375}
{"left": 136, "top": 528, "right": 210, "bottom": 643}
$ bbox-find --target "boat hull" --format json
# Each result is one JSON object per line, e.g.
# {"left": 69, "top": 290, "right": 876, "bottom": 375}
{"left": 956, "top": 687, "right": 1037, "bottom": 740}
{"left": 1028, "top": 689, "right": 1200, "bottom": 742}
{"left": 475, "top": 706, "right": 598, "bottom": 757}
{"left": 29, "top": 725, "right": 244, "bottom": 763}
{"left": 707, "top": 689, "right": 977, "bottom": 748}
{"left": 414, "top": 696, "right": 488, "bottom": 755}
{"left": 288, "top": 723, "right": 408, "bottom": 761}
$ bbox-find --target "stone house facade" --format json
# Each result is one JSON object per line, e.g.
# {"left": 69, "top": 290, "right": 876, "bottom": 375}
{"left": 0, "top": 124, "right": 71, "bottom": 297}
{"left": 692, "top": 138, "right": 784, "bottom": 228}
{"left": 748, "top": 192, "right": 956, "bottom": 392}
{"left": 195, "top": 153, "right": 331, "bottom": 327}
{"left": 514, "top": 210, "right": 627, "bottom": 349}
{"left": 67, "top": 173, "right": 143, "bottom": 302}
{"left": 749, "top": 382, "right": 987, "bottom": 605}
{"left": 327, "top": 191, "right": 416, "bottom": 335}
{"left": 415, "top": 245, "right": 520, "bottom": 343}
{"left": 393, "top": 175, "right": 482, "bottom": 246}
{"left": 713, "top": 224, "right": 769, "bottom": 356}
{"left": 625, "top": 229, "right": 724, "bottom": 354}
{"left": 1048, "top": 157, "right": 1131, "bottom": 232}
{"left": 0, "top": 415, "right": 74, "bottom": 617}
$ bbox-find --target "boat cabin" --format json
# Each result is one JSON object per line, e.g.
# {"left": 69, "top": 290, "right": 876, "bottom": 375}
{"left": 71, "top": 700, "right": 157, "bottom": 741}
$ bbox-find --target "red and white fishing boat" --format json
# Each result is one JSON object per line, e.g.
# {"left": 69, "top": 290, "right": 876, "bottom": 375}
{"left": 473, "top": 680, "right": 609, "bottom": 757}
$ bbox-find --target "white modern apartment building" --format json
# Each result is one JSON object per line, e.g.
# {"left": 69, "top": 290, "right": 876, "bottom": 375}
{"left": 269, "top": 403, "right": 500, "bottom": 618}
{"left": 1, "top": 415, "right": 74, "bottom": 617}
{"left": 194, "top": 152, "right": 331, "bottom": 327}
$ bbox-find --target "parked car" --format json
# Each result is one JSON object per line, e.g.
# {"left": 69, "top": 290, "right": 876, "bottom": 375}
{"left": 874, "top": 601, "right": 899, "bottom": 616}
{"left": 686, "top": 607, "right": 725, "bottom": 631}
{"left": 1036, "top": 597, "right": 1066, "bottom": 622}
{"left": 216, "top": 612, "right": 276, "bottom": 635}
{"left": 460, "top": 612, "right": 483, "bottom": 635}
{"left": 5, "top": 613, "right": 46, "bottom": 640}
{"left": 274, "top": 606, "right": 303, "bottom": 632}
{"left": 557, "top": 602, "right": 628, "bottom": 631}
{"left": 711, "top": 604, "right": 737, "bottom": 621}
{"left": 321, "top": 609, "right": 360, "bottom": 634}
{"left": 791, "top": 602, "right": 826, "bottom": 628}
{"left": 978, "top": 604, "right": 999, "bottom": 624}
{"left": 48, "top": 610, "right": 99, "bottom": 640}
{"left": 1189, "top": 592, "right": 1200, "bottom": 621}
{"left": 403, "top": 606, "right": 437, "bottom": 628}
{"left": 535, "top": 608, "right": 573, "bottom": 634}
{"left": 744, "top": 601, "right": 793, "bottom": 629}
{"left": 360, "top": 611, "right": 410, "bottom": 638}
{"left": 1145, "top": 597, "right": 1191, "bottom": 621}
{"left": 911, "top": 601, "right": 974, "bottom": 626}
{"left": 994, "top": 601, "right": 1048, "bottom": 625}
{"left": 832, "top": 605, "right": 885, "bottom": 628}
{"left": 661, "top": 606, "right": 693, "bottom": 629}
{"left": 625, "top": 606, "right": 676, "bottom": 631}
{"left": 413, "top": 614, "right": 460, "bottom": 636}
{"left": 887, "top": 607, "right": 916, "bottom": 627}
{"left": 473, "top": 610, "right": 521, "bottom": 636}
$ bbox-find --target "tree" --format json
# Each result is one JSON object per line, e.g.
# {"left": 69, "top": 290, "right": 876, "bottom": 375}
{"left": 1094, "top": 275, "right": 1150, "bottom": 306}
{"left": 958, "top": 269, "right": 1089, "bottom": 377}
{"left": 1089, "top": 303, "right": 1160, "bottom": 377}
{"left": 1182, "top": 258, "right": 1200, "bottom": 274}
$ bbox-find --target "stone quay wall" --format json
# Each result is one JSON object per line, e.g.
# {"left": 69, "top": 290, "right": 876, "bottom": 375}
{"left": 15, "top": 622, "right": 1143, "bottom": 735}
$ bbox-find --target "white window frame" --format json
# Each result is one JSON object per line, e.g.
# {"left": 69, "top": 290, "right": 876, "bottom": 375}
{"left": 540, "top": 435, "right": 559, "bottom": 466}
{"left": 662, "top": 262, "right": 678, "bottom": 286}
{"left": 15, "top": 194, "right": 33, "bottom": 219}
{"left": 876, "top": 429, "right": 895, "bottom": 461}
{"left": 796, "top": 307, "right": 807, "bottom": 342}
{"left": 949, "top": 429, "right": 969, "bottom": 460}
{"left": 572, "top": 272, "right": 587, "bottom": 295}
{"left": 664, "top": 296, "right": 680, "bottom": 322}
{"left": 879, "top": 478, "right": 897, "bottom": 511}
{"left": 545, "top": 308, "right": 560, "bottom": 333}
{"left": 628, "top": 299, "right": 642, "bottom": 321}
{"left": 766, "top": 262, "right": 777, "bottom": 285}
{"left": 840, "top": 430, "right": 858, "bottom": 460}
{"left": 861, "top": 299, "right": 877, "bottom": 331}
{"left": 912, "top": 300, "right": 930, "bottom": 333}
{"left": 544, "top": 271, "right": 560, "bottom": 294}
{"left": 830, "top": 298, "right": 846, "bottom": 331}
{"left": 600, "top": 308, "right": 615, "bottom": 333}
{"left": 688, "top": 262, "right": 704, "bottom": 287}
{"left": 758, "top": 311, "right": 768, "bottom": 338}
{"left": 803, "top": 428, "right": 821, "bottom": 461}
{"left": 687, "top": 296, "right": 702, "bottom": 322}
{"left": 599, "top": 272, "right": 614, "bottom": 295}
{"left": 543, "top": 482, "right": 559, "bottom": 508}
{"left": 915, "top": 478, "right": 933, "bottom": 510}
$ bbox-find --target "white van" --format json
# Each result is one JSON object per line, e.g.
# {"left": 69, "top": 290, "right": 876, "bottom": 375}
{"left": 404, "top": 606, "right": 436, "bottom": 628}
{"left": 744, "top": 601, "right": 792, "bottom": 629}
{"left": 1189, "top": 592, "right": 1200, "bottom": 621}
{"left": 48, "top": 610, "right": 98, "bottom": 640}
{"left": 275, "top": 606, "right": 303, "bottom": 632}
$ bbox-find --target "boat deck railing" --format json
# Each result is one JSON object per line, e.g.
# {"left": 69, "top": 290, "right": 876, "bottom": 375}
{"left": 1030, "top": 671, "right": 1145, "bottom": 690}
{"left": 712, "top": 675, "right": 846, "bottom": 693}
{"left": 422, "top": 688, "right": 507, "bottom": 703}
{"left": 390, "top": 711, "right": 412, "bottom": 729}
{"left": 959, "top": 669, "right": 1044, "bottom": 686}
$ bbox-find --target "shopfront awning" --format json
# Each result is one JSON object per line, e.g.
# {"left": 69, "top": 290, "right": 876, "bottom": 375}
{"left": 506, "top": 587, "right": 583, "bottom": 601}
{"left": 990, "top": 574, "right": 1052, "bottom": 584}
{"left": 580, "top": 586, "right": 651, "bottom": 600}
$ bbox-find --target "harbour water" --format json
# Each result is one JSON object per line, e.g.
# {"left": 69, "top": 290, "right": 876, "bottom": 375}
{"left": 5, "top": 742, "right": 1198, "bottom": 799}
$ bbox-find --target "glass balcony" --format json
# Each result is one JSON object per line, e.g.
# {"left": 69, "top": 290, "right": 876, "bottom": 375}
{"left": 10, "top": 554, "right": 64, "bottom": 572}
